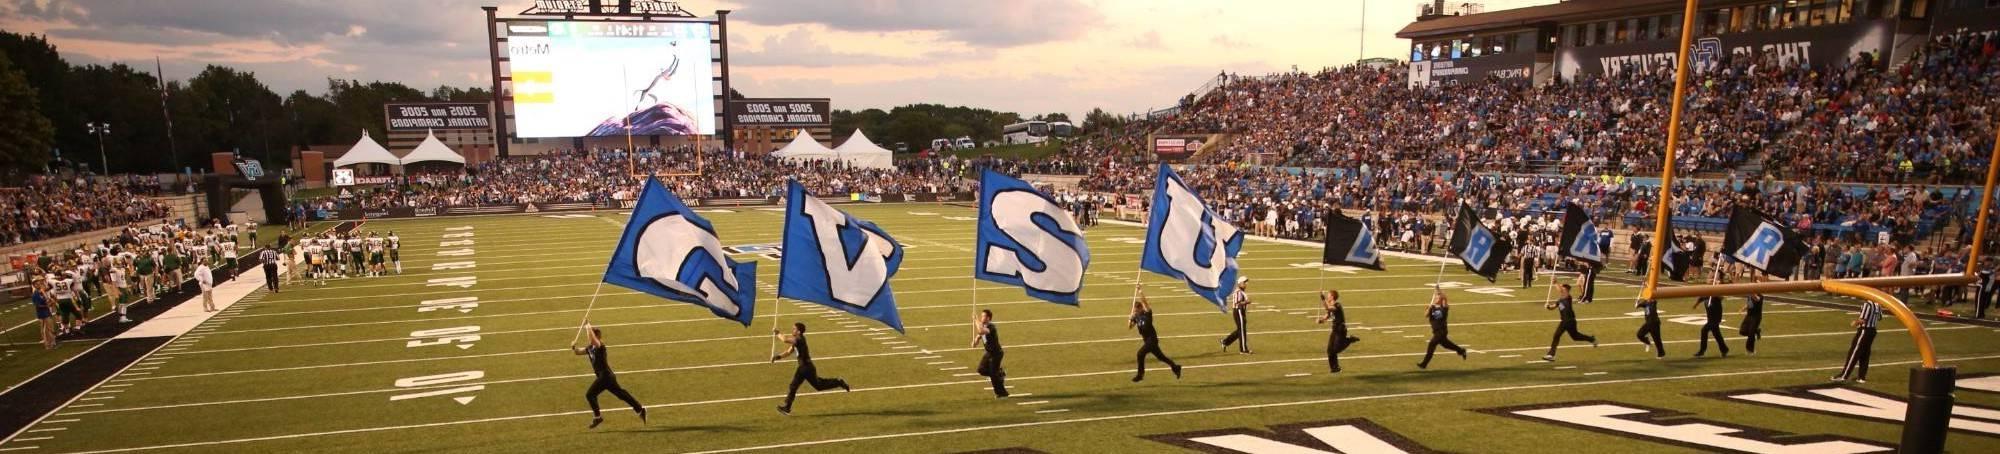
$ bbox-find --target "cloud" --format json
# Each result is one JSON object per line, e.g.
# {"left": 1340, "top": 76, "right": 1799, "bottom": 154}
{"left": 1211, "top": 34, "right": 1249, "bottom": 48}
{"left": 734, "top": 0, "right": 1104, "bottom": 47}
{"left": 734, "top": 61, "right": 1273, "bottom": 120}
{"left": 734, "top": 27, "right": 988, "bottom": 68}
{"left": 1127, "top": 30, "right": 1163, "bottom": 49}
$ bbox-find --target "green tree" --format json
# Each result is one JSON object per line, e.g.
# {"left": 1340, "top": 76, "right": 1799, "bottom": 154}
{"left": 1082, "top": 107, "right": 1122, "bottom": 132}
{"left": 0, "top": 51, "right": 55, "bottom": 172}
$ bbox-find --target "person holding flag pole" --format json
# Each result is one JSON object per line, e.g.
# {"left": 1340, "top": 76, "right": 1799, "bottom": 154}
{"left": 971, "top": 169, "right": 1091, "bottom": 399}
{"left": 1128, "top": 284, "right": 1182, "bottom": 382}
{"left": 1316, "top": 289, "right": 1360, "bottom": 373}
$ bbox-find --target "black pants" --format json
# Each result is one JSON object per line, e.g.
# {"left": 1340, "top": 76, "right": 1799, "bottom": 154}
{"left": 1420, "top": 331, "right": 1465, "bottom": 366}
{"left": 1135, "top": 340, "right": 1178, "bottom": 378}
{"left": 1547, "top": 320, "right": 1596, "bottom": 356}
{"left": 1636, "top": 320, "right": 1664, "bottom": 357}
{"left": 977, "top": 350, "right": 1007, "bottom": 396}
{"left": 586, "top": 376, "right": 642, "bottom": 417}
{"left": 1326, "top": 332, "right": 1359, "bottom": 372}
{"left": 1741, "top": 317, "right": 1762, "bottom": 353}
{"left": 1220, "top": 310, "right": 1249, "bottom": 353}
{"left": 1838, "top": 327, "right": 1877, "bottom": 380}
{"left": 1581, "top": 269, "right": 1597, "bottom": 302}
{"left": 1522, "top": 263, "right": 1536, "bottom": 288}
{"left": 1696, "top": 320, "right": 1729, "bottom": 356}
{"left": 783, "top": 362, "right": 847, "bottom": 408}
{"left": 263, "top": 264, "right": 279, "bottom": 291}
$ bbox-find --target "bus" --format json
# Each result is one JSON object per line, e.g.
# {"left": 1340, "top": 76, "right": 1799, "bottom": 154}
{"left": 1001, "top": 121, "right": 1050, "bottom": 145}
{"left": 1049, "top": 121, "right": 1075, "bottom": 138}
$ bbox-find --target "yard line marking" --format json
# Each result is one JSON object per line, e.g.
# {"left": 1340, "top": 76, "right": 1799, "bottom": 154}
{"left": 1012, "top": 393, "right": 1034, "bottom": 397}
{"left": 0, "top": 446, "right": 39, "bottom": 451}
{"left": 892, "top": 346, "right": 918, "bottom": 349}
{"left": 38, "top": 420, "right": 77, "bottom": 424}
{"left": 97, "top": 384, "right": 131, "bottom": 388}
{"left": 953, "top": 373, "right": 978, "bottom": 377}
{"left": 1583, "top": 372, "right": 1609, "bottom": 376}
{"left": 1285, "top": 373, "right": 1312, "bottom": 377}
{"left": 1498, "top": 354, "right": 1521, "bottom": 358}
{"left": 925, "top": 362, "right": 954, "bottom": 365}
{"left": 914, "top": 356, "right": 942, "bottom": 360}
{"left": 1035, "top": 409, "right": 1071, "bottom": 414}
{"left": 23, "top": 428, "right": 64, "bottom": 433}
{"left": 1015, "top": 400, "right": 1050, "bottom": 406}
{"left": 1553, "top": 366, "right": 1577, "bottom": 370}
{"left": 127, "top": 367, "right": 158, "bottom": 371}
{"left": 939, "top": 366, "right": 967, "bottom": 371}
{"left": 12, "top": 437, "right": 51, "bottom": 442}
{"left": 881, "top": 341, "right": 907, "bottom": 345}
{"left": 1402, "top": 335, "right": 1423, "bottom": 338}
{"left": 92, "top": 390, "right": 124, "bottom": 394}
{"left": 78, "top": 396, "right": 115, "bottom": 401}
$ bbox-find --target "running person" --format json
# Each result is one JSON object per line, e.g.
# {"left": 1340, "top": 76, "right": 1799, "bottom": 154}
{"left": 572, "top": 325, "right": 646, "bottom": 428}
{"left": 1417, "top": 289, "right": 1468, "bottom": 369}
{"left": 1692, "top": 292, "right": 1730, "bottom": 358}
{"left": 1741, "top": 293, "right": 1765, "bottom": 354}
{"left": 1636, "top": 298, "right": 1666, "bottom": 358}
{"left": 772, "top": 322, "right": 851, "bottom": 415}
{"left": 1219, "top": 277, "right": 1252, "bottom": 354}
{"left": 1542, "top": 282, "right": 1598, "bottom": 361}
{"left": 1128, "top": 285, "right": 1182, "bottom": 382}
{"left": 972, "top": 310, "right": 1007, "bottom": 398}
{"left": 1832, "top": 298, "right": 1881, "bottom": 383}
{"left": 1315, "top": 290, "right": 1361, "bottom": 373}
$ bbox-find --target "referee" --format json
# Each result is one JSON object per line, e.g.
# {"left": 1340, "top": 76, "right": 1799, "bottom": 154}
{"left": 1315, "top": 290, "right": 1360, "bottom": 373}
{"left": 1832, "top": 299, "right": 1882, "bottom": 383}
{"left": 772, "top": 322, "right": 850, "bottom": 415}
{"left": 1128, "top": 285, "right": 1182, "bottom": 382}
{"left": 972, "top": 310, "right": 1007, "bottom": 398}
{"left": 1219, "top": 277, "right": 1252, "bottom": 354}
{"left": 573, "top": 325, "right": 647, "bottom": 428}
{"left": 1635, "top": 298, "right": 1665, "bottom": 358}
{"left": 1542, "top": 283, "right": 1597, "bottom": 361}
{"left": 260, "top": 248, "right": 281, "bottom": 293}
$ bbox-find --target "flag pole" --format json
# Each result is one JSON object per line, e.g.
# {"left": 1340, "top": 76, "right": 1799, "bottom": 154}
{"left": 572, "top": 281, "right": 605, "bottom": 346}
{"left": 769, "top": 296, "right": 783, "bottom": 360}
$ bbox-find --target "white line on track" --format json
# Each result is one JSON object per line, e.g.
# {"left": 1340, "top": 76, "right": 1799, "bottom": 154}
{"left": 1034, "top": 409, "right": 1071, "bottom": 414}
{"left": 1015, "top": 400, "right": 1049, "bottom": 406}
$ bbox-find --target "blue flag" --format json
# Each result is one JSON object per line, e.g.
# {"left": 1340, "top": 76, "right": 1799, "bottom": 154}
{"left": 1140, "top": 164, "right": 1245, "bottom": 311}
{"left": 975, "top": 169, "right": 1091, "bottom": 305}
{"left": 778, "top": 181, "right": 906, "bottom": 332}
{"left": 602, "top": 177, "right": 757, "bottom": 326}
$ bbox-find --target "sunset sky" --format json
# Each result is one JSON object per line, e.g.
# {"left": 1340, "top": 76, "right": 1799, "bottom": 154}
{"left": 1, "top": 0, "right": 1556, "bottom": 118}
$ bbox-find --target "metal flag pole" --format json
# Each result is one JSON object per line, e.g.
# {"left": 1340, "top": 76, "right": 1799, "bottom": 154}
{"left": 571, "top": 281, "right": 606, "bottom": 346}
{"left": 769, "top": 296, "right": 783, "bottom": 360}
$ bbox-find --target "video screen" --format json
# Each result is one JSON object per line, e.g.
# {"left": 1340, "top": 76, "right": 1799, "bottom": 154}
{"left": 507, "top": 21, "right": 716, "bottom": 137}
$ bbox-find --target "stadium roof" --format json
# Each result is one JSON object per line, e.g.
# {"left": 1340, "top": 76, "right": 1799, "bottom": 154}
{"left": 1396, "top": 0, "right": 1684, "bottom": 39}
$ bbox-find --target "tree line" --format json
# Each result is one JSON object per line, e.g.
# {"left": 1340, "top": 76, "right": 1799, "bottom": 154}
{"left": 0, "top": 31, "right": 491, "bottom": 176}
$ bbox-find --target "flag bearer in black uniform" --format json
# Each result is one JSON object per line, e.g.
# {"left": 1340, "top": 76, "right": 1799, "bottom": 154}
{"left": 1128, "top": 284, "right": 1182, "bottom": 382}
{"left": 1417, "top": 290, "right": 1467, "bottom": 369}
{"left": 572, "top": 325, "right": 646, "bottom": 428}
{"left": 1740, "top": 292, "right": 1765, "bottom": 354}
{"left": 1316, "top": 290, "right": 1360, "bottom": 373}
{"left": 1692, "top": 274, "right": 1730, "bottom": 357}
{"left": 1543, "top": 282, "right": 1597, "bottom": 361}
{"left": 972, "top": 310, "right": 1007, "bottom": 398}
{"left": 1635, "top": 298, "right": 1666, "bottom": 358}
{"left": 772, "top": 322, "right": 850, "bottom": 415}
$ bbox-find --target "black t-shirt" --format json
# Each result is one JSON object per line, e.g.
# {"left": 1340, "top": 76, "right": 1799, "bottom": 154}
{"left": 1555, "top": 296, "right": 1577, "bottom": 322}
{"left": 794, "top": 333, "right": 814, "bottom": 363}
{"left": 1330, "top": 305, "right": 1348, "bottom": 335}
{"left": 1745, "top": 294, "right": 1764, "bottom": 318}
{"left": 1704, "top": 296, "right": 1725, "bottom": 320}
{"left": 1640, "top": 301, "right": 1659, "bottom": 321}
{"left": 1133, "top": 310, "right": 1158, "bottom": 340}
{"left": 982, "top": 322, "right": 1001, "bottom": 352}
{"left": 1428, "top": 305, "right": 1450, "bottom": 333}
{"left": 586, "top": 344, "right": 613, "bottom": 379}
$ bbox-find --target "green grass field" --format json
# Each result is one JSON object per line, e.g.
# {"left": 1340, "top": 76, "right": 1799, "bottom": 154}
{"left": 5, "top": 203, "right": 2000, "bottom": 453}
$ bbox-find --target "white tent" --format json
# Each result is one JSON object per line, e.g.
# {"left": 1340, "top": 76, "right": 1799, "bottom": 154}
{"left": 770, "top": 129, "right": 837, "bottom": 161}
{"left": 399, "top": 130, "right": 466, "bottom": 165}
{"left": 333, "top": 130, "right": 399, "bottom": 167}
{"left": 832, "top": 129, "right": 894, "bottom": 170}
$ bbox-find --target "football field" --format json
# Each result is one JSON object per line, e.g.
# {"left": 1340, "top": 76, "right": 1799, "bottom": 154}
{"left": 7, "top": 203, "right": 2000, "bottom": 453}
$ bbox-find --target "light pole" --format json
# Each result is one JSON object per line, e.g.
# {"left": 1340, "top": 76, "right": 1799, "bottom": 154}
{"left": 86, "top": 122, "right": 112, "bottom": 175}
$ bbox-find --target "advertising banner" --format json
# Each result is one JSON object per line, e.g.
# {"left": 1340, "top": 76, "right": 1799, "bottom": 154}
{"left": 1557, "top": 20, "right": 1893, "bottom": 79}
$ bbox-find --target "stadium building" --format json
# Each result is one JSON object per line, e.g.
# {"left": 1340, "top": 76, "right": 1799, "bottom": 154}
{"left": 1398, "top": 0, "right": 2000, "bottom": 87}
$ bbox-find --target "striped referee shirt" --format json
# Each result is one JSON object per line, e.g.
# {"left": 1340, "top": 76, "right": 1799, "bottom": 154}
{"left": 1857, "top": 301, "right": 1882, "bottom": 329}
{"left": 261, "top": 249, "right": 279, "bottom": 265}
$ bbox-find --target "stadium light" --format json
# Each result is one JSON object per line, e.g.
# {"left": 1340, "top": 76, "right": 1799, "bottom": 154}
{"left": 86, "top": 122, "right": 112, "bottom": 175}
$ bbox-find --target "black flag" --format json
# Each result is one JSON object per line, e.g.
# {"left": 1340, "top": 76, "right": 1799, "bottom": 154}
{"left": 1449, "top": 204, "right": 1511, "bottom": 282}
{"left": 1658, "top": 221, "right": 1691, "bottom": 282}
{"left": 1322, "top": 211, "right": 1384, "bottom": 270}
{"left": 1722, "top": 207, "right": 1809, "bottom": 278}
{"left": 1558, "top": 204, "right": 1606, "bottom": 268}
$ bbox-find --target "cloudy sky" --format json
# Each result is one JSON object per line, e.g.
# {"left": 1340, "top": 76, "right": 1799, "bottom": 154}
{"left": 1, "top": 0, "right": 1553, "bottom": 118}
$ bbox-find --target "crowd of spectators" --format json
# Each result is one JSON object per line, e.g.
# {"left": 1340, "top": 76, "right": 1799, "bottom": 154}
{"left": 2, "top": 174, "right": 174, "bottom": 245}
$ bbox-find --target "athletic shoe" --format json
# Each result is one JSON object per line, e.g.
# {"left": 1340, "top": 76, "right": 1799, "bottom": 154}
{"left": 1643, "top": 344, "right": 1651, "bottom": 352}
{"left": 1171, "top": 364, "right": 1183, "bottom": 379}
{"left": 1591, "top": 339, "right": 1598, "bottom": 348}
{"left": 1830, "top": 376, "right": 1845, "bottom": 382}
{"left": 1458, "top": 350, "right": 1468, "bottom": 360}
{"left": 1330, "top": 367, "right": 1342, "bottom": 374}
{"left": 1131, "top": 374, "right": 1143, "bottom": 383}
{"left": 996, "top": 393, "right": 1009, "bottom": 399}
{"left": 1417, "top": 362, "right": 1429, "bottom": 369}
{"left": 775, "top": 406, "right": 791, "bottom": 416}
{"left": 1855, "top": 379, "right": 1867, "bottom": 383}
{"left": 588, "top": 417, "right": 603, "bottom": 429}
{"left": 1721, "top": 350, "right": 1729, "bottom": 357}
{"left": 841, "top": 383, "right": 851, "bottom": 392}
{"left": 1542, "top": 355, "right": 1555, "bottom": 362}
{"left": 119, "top": 316, "right": 132, "bottom": 323}
{"left": 637, "top": 408, "right": 648, "bottom": 424}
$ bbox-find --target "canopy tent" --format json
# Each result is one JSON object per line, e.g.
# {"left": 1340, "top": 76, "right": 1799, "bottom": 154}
{"left": 399, "top": 130, "right": 466, "bottom": 165}
{"left": 831, "top": 129, "right": 894, "bottom": 170}
{"left": 332, "top": 130, "right": 399, "bottom": 167}
{"left": 770, "top": 129, "right": 837, "bottom": 161}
